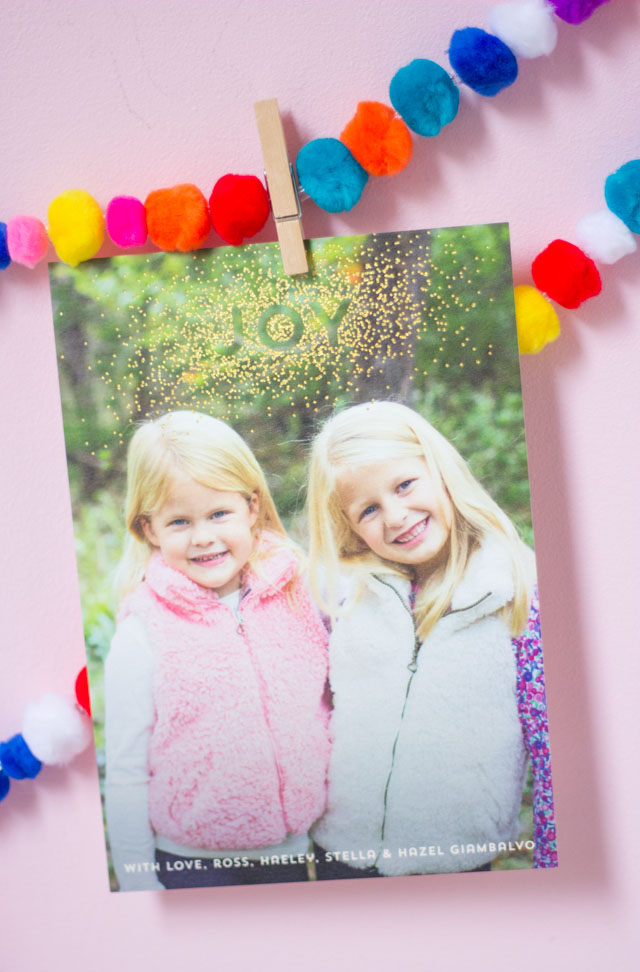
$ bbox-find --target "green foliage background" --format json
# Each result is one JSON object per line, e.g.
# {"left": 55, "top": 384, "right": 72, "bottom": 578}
{"left": 50, "top": 224, "right": 534, "bottom": 875}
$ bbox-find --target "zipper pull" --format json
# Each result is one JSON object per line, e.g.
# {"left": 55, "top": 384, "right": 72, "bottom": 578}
{"left": 407, "top": 637, "right": 421, "bottom": 673}
{"left": 234, "top": 587, "right": 250, "bottom": 632}
{"left": 234, "top": 606, "right": 244, "bottom": 632}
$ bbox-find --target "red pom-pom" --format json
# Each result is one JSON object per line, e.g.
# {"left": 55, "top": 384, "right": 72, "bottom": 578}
{"left": 144, "top": 184, "right": 211, "bottom": 251}
{"left": 75, "top": 667, "right": 91, "bottom": 716}
{"left": 531, "top": 239, "right": 602, "bottom": 309}
{"left": 209, "top": 175, "right": 270, "bottom": 246}
{"left": 340, "top": 101, "right": 412, "bottom": 177}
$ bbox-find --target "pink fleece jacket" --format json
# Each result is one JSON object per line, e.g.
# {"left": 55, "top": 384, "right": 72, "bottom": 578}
{"left": 120, "top": 537, "right": 330, "bottom": 850}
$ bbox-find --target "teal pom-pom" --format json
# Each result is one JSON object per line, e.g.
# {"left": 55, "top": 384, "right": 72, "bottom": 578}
{"left": 0, "top": 734, "right": 42, "bottom": 779}
{"left": 0, "top": 771, "right": 10, "bottom": 801}
{"left": 604, "top": 160, "right": 640, "bottom": 234}
{"left": 0, "top": 222, "right": 11, "bottom": 270}
{"left": 449, "top": 27, "right": 518, "bottom": 97}
{"left": 296, "top": 138, "right": 368, "bottom": 213}
{"left": 389, "top": 59, "right": 460, "bottom": 137}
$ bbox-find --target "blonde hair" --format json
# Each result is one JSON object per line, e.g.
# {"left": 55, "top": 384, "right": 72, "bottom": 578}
{"left": 116, "top": 410, "right": 288, "bottom": 601}
{"left": 307, "top": 401, "right": 534, "bottom": 639}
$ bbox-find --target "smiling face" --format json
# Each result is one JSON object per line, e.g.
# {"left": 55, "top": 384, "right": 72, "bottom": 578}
{"left": 337, "top": 455, "right": 453, "bottom": 569}
{"left": 140, "top": 472, "right": 258, "bottom": 596}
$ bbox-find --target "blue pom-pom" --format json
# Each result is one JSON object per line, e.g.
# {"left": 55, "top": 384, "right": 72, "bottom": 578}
{"left": 389, "top": 59, "right": 460, "bottom": 137}
{"left": 0, "top": 734, "right": 42, "bottom": 779}
{"left": 0, "top": 222, "right": 11, "bottom": 270}
{"left": 0, "top": 770, "right": 10, "bottom": 801}
{"left": 449, "top": 27, "right": 518, "bottom": 97}
{"left": 604, "top": 160, "right": 640, "bottom": 234}
{"left": 296, "top": 139, "right": 368, "bottom": 213}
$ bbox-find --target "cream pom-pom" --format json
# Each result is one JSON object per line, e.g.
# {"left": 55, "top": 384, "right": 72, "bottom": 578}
{"left": 487, "top": 0, "right": 557, "bottom": 58}
{"left": 575, "top": 209, "right": 637, "bottom": 265}
{"left": 22, "top": 693, "right": 92, "bottom": 765}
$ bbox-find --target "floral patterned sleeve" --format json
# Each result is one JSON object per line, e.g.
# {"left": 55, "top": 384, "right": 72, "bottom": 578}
{"left": 512, "top": 588, "right": 558, "bottom": 868}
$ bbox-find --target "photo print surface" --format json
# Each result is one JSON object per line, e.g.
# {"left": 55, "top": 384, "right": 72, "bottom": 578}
{"left": 50, "top": 225, "right": 556, "bottom": 891}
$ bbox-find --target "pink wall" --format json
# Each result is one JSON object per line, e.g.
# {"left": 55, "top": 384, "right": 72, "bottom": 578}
{"left": 1, "top": 1, "right": 639, "bottom": 968}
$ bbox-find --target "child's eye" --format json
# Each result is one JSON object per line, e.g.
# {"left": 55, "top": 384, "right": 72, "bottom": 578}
{"left": 211, "top": 510, "right": 228, "bottom": 519}
{"left": 397, "top": 479, "right": 414, "bottom": 493}
{"left": 360, "top": 504, "right": 378, "bottom": 520}
{"left": 169, "top": 518, "right": 188, "bottom": 527}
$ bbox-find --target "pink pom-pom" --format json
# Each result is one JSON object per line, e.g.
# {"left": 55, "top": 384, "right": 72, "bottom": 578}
{"left": 7, "top": 215, "right": 49, "bottom": 268}
{"left": 106, "top": 196, "right": 148, "bottom": 248}
{"left": 22, "top": 693, "right": 92, "bottom": 766}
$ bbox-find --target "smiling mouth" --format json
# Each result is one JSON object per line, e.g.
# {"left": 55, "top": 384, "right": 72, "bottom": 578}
{"left": 393, "top": 518, "right": 429, "bottom": 545}
{"left": 190, "top": 550, "right": 229, "bottom": 565}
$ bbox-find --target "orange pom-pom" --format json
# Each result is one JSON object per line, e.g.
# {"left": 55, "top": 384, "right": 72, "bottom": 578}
{"left": 340, "top": 101, "right": 412, "bottom": 177}
{"left": 144, "top": 184, "right": 211, "bottom": 251}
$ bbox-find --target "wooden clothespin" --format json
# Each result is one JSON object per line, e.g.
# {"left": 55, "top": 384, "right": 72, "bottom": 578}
{"left": 254, "top": 98, "right": 308, "bottom": 276}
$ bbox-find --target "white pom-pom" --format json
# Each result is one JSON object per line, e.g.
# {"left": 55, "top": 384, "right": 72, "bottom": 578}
{"left": 487, "top": 0, "right": 557, "bottom": 58}
{"left": 22, "top": 693, "right": 92, "bottom": 765}
{"left": 576, "top": 209, "right": 638, "bottom": 265}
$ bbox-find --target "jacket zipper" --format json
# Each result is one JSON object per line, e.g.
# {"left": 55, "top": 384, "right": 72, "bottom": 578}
{"left": 372, "top": 576, "right": 420, "bottom": 859}
{"left": 372, "top": 581, "right": 494, "bottom": 861}
{"left": 233, "top": 589, "right": 290, "bottom": 833}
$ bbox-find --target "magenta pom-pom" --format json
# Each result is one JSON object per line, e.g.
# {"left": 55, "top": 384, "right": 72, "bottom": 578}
{"left": 106, "top": 196, "right": 148, "bottom": 248}
{"left": 549, "top": 0, "right": 610, "bottom": 24}
{"left": 7, "top": 215, "right": 49, "bottom": 268}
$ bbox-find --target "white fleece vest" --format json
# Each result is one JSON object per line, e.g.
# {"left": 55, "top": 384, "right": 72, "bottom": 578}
{"left": 312, "top": 541, "right": 528, "bottom": 875}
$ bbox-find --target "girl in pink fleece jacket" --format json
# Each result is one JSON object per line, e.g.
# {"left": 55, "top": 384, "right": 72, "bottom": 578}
{"left": 105, "top": 411, "right": 330, "bottom": 892}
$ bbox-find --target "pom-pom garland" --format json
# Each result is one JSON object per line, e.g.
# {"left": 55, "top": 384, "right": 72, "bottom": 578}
{"left": 550, "top": 0, "right": 610, "bottom": 25}
{"left": 296, "top": 138, "right": 368, "bottom": 213}
{"left": 47, "top": 190, "right": 105, "bottom": 267}
{"left": 0, "top": 223, "right": 10, "bottom": 270}
{"left": 7, "top": 215, "right": 49, "bottom": 268}
{"left": 448, "top": 27, "right": 519, "bottom": 96}
{"left": 532, "top": 239, "right": 601, "bottom": 308}
{"left": 340, "top": 102, "right": 413, "bottom": 177}
{"left": 487, "top": 0, "right": 558, "bottom": 59}
{"left": 0, "top": 670, "right": 91, "bottom": 804}
{"left": 22, "top": 693, "right": 92, "bottom": 765}
{"left": 604, "top": 160, "right": 640, "bottom": 235}
{"left": 575, "top": 209, "right": 637, "bottom": 264}
{"left": 0, "top": 0, "right": 622, "bottom": 365}
{"left": 145, "top": 184, "right": 211, "bottom": 251}
{"left": 514, "top": 285, "right": 561, "bottom": 354}
{"left": 106, "top": 196, "right": 148, "bottom": 248}
{"left": 209, "top": 174, "right": 270, "bottom": 245}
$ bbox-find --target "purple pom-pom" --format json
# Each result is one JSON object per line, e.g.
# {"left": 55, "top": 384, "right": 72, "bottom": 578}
{"left": 0, "top": 734, "right": 42, "bottom": 779}
{"left": 550, "top": 0, "right": 610, "bottom": 24}
{"left": 0, "top": 771, "right": 10, "bottom": 801}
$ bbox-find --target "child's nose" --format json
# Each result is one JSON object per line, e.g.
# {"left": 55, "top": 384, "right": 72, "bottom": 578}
{"left": 191, "top": 521, "right": 215, "bottom": 545}
{"left": 383, "top": 499, "right": 407, "bottom": 529}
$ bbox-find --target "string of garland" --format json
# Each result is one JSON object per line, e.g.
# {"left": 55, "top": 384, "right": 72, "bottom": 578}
{"left": 0, "top": 1, "right": 626, "bottom": 358}
{"left": 0, "top": 668, "right": 92, "bottom": 803}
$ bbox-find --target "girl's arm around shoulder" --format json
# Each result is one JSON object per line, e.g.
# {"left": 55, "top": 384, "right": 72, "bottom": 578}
{"left": 105, "top": 614, "right": 163, "bottom": 891}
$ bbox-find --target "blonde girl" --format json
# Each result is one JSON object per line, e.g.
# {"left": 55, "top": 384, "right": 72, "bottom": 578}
{"left": 307, "top": 400, "right": 555, "bottom": 878}
{"left": 105, "top": 411, "right": 330, "bottom": 891}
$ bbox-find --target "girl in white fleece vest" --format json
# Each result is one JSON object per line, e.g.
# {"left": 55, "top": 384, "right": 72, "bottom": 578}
{"left": 307, "top": 401, "right": 539, "bottom": 878}
{"left": 105, "top": 411, "right": 330, "bottom": 892}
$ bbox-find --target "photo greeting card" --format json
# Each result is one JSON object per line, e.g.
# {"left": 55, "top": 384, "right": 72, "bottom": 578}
{"left": 49, "top": 225, "right": 556, "bottom": 892}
